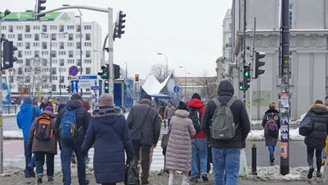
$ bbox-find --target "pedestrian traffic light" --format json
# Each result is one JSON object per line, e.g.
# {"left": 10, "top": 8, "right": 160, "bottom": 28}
{"left": 114, "top": 64, "right": 120, "bottom": 79}
{"left": 254, "top": 51, "right": 266, "bottom": 79}
{"left": 3, "top": 41, "right": 17, "bottom": 69}
{"left": 66, "top": 84, "right": 71, "bottom": 93}
{"left": 239, "top": 82, "right": 244, "bottom": 91}
{"left": 117, "top": 11, "right": 126, "bottom": 39}
{"left": 242, "top": 65, "right": 250, "bottom": 91}
{"left": 104, "top": 80, "right": 109, "bottom": 93}
{"left": 97, "top": 64, "right": 109, "bottom": 79}
{"left": 36, "top": 0, "right": 47, "bottom": 19}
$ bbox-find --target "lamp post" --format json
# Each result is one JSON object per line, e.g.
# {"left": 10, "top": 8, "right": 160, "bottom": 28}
{"left": 157, "top": 53, "right": 168, "bottom": 77}
{"left": 41, "top": 32, "right": 67, "bottom": 98}
{"left": 179, "top": 66, "right": 187, "bottom": 98}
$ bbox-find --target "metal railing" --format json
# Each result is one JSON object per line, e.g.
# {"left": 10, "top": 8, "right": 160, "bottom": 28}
{"left": 3, "top": 105, "right": 20, "bottom": 115}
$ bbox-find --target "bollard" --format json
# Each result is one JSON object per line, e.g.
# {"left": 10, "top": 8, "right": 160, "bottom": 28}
{"left": 251, "top": 142, "right": 258, "bottom": 175}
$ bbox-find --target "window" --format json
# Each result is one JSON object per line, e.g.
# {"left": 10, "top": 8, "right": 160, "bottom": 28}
{"left": 9, "top": 25, "right": 13, "bottom": 32}
{"left": 8, "top": 34, "right": 15, "bottom": 39}
{"left": 76, "top": 42, "right": 81, "bottom": 49}
{"left": 52, "top": 68, "right": 57, "bottom": 75}
{"left": 58, "top": 51, "right": 66, "bottom": 55}
{"left": 59, "top": 42, "right": 64, "bottom": 49}
{"left": 41, "top": 34, "right": 49, "bottom": 39}
{"left": 25, "top": 25, "right": 30, "bottom": 32}
{"left": 84, "top": 25, "right": 91, "bottom": 30}
{"left": 84, "top": 42, "right": 92, "bottom": 47}
{"left": 51, "top": 42, "right": 57, "bottom": 47}
{"left": 60, "top": 59, "right": 65, "bottom": 66}
{"left": 25, "top": 42, "right": 30, "bottom": 49}
{"left": 25, "top": 76, "right": 30, "bottom": 83}
{"left": 67, "top": 42, "right": 74, "bottom": 47}
{"left": 18, "top": 51, "right": 23, "bottom": 58}
{"left": 34, "top": 34, "right": 39, "bottom": 41}
{"left": 52, "top": 76, "right": 58, "bottom": 81}
{"left": 52, "top": 59, "right": 57, "bottom": 64}
{"left": 16, "top": 42, "right": 23, "bottom": 47}
{"left": 16, "top": 25, "right": 23, "bottom": 30}
{"left": 84, "top": 59, "right": 92, "bottom": 64}
{"left": 52, "top": 84, "right": 57, "bottom": 92}
{"left": 77, "top": 59, "right": 81, "bottom": 66}
{"left": 86, "top": 33, "right": 91, "bottom": 41}
{"left": 69, "top": 33, "right": 74, "bottom": 41}
{"left": 76, "top": 34, "right": 82, "bottom": 39}
{"left": 58, "top": 34, "right": 66, "bottom": 39}
{"left": 17, "top": 59, "right": 23, "bottom": 64}
{"left": 85, "top": 51, "right": 91, "bottom": 58}
{"left": 60, "top": 76, "right": 65, "bottom": 83}
{"left": 50, "top": 25, "right": 57, "bottom": 30}
{"left": 33, "top": 25, "right": 40, "bottom": 30}
{"left": 69, "top": 50, "right": 74, "bottom": 58}
{"left": 67, "top": 59, "right": 74, "bottom": 64}
{"left": 18, "top": 68, "right": 23, "bottom": 75}
{"left": 34, "top": 51, "right": 40, "bottom": 57}
{"left": 42, "top": 42, "right": 47, "bottom": 49}
{"left": 59, "top": 25, "right": 64, "bottom": 32}
{"left": 42, "top": 25, "right": 47, "bottom": 32}
{"left": 25, "top": 59, "right": 31, "bottom": 66}
{"left": 86, "top": 67, "right": 91, "bottom": 74}
{"left": 24, "top": 51, "right": 32, "bottom": 56}
{"left": 289, "top": 4, "right": 293, "bottom": 28}
{"left": 51, "top": 34, "right": 56, "bottom": 41}
{"left": 76, "top": 25, "right": 81, "bottom": 32}
{"left": 1, "top": 26, "right": 6, "bottom": 30}
{"left": 67, "top": 25, "right": 74, "bottom": 30}
{"left": 18, "top": 34, "right": 23, "bottom": 41}
{"left": 51, "top": 51, "right": 56, "bottom": 57}
{"left": 33, "top": 42, "right": 40, "bottom": 47}
{"left": 25, "top": 34, "right": 32, "bottom": 39}
{"left": 41, "top": 51, "right": 48, "bottom": 55}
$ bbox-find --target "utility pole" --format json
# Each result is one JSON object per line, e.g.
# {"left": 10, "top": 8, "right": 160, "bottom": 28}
{"left": 242, "top": 0, "right": 247, "bottom": 105}
{"left": 108, "top": 8, "right": 114, "bottom": 96}
{"left": 249, "top": 17, "right": 257, "bottom": 122}
{"left": 0, "top": 13, "right": 3, "bottom": 175}
{"left": 280, "top": 0, "right": 290, "bottom": 175}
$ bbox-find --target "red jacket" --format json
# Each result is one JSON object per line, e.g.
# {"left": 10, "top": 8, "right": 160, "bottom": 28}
{"left": 188, "top": 99, "right": 206, "bottom": 139}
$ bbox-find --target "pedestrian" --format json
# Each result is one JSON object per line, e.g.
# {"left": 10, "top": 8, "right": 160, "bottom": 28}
{"left": 201, "top": 80, "right": 250, "bottom": 185}
{"left": 55, "top": 93, "right": 90, "bottom": 185}
{"left": 81, "top": 94, "right": 134, "bottom": 185}
{"left": 39, "top": 97, "right": 52, "bottom": 111}
{"left": 188, "top": 93, "right": 208, "bottom": 182}
{"left": 302, "top": 100, "right": 328, "bottom": 179}
{"left": 262, "top": 101, "right": 280, "bottom": 165}
{"left": 127, "top": 94, "right": 161, "bottom": 185}
{"left": 164, "top": 101, "right": 176, "bottom": 128}
{"left": 166, "top": 101, "right": 196, "bottom": 185}
{"left": 28, "top": 106, "right": 57, "bottom": 184}
{"left": 17, "top": 96, "right": 42, "bottom": 178}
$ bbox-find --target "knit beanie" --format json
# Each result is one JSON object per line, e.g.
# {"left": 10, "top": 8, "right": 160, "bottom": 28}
{"left": 191, "top": 93, "right": 201, "bottom": 100}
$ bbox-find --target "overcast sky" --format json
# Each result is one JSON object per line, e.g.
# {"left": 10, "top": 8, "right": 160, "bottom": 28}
{"left": 1, "top": 0, "right": 232, "bottom": 79}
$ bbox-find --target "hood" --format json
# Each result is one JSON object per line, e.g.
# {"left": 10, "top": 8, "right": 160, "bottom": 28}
{"left": 175, "top": 109, "right": 189, "bottom": 118}
{"left": 188, "top": 99, "right": 203, "bottom": 109}
{"left": 308, "top": 104, "right": 328, "bottom": 115}
{"left": 92, "top": 107, "right": 122, "bottom": 124}
{"left": 20, "top": 103, "right": 33, "bottom": 112}
{"left": 40, "top": 110, "right": 56, "bottom": 118}
{"left": 265, "top": 109, "right": 279, "bottom": 114}
{"left": 81, "top": 101, "right": 90, "bottom": 111}
{"left": 65, "top": 100, "right": 81, "bottom": 110}
{"left": 140, "top": 99, "right": 152, "bottom": 106}
{"left": 217, "top": 80, "right": 234, "bottom": 97}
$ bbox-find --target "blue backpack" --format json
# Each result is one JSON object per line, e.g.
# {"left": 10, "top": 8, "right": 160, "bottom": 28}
{"left": 59, "top": 108, "right": 79, "bottom": 139}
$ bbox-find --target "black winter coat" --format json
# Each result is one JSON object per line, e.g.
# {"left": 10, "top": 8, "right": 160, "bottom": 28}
{"left": 55, "top": 100, "right": 90, "bottom": 143}
{"left": 304, "top": 103, "right": 328, "bottom": 149}
{"left": 201, "top": 80, "right": 251, "bottom": 148}
{"left": 262, "top": 109, "right": 280, "bottom": 146}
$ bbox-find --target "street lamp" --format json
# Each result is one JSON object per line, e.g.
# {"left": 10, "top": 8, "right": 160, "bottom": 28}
{"left": 179, "top": 65, "right": 187, "bottom": 98}
{"left": 157, "top": 53, "right": 168, "bottom": 77}
{"left": 63, "top": 4, "right": 83, "bottom": 96}
{"left": 41, "top": 32, "right": 68, "bottom": 97}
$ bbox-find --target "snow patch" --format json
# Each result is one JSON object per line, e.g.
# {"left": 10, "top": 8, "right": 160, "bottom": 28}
{"left": 3, "top": 131, "right": 22, "bottom": 139}
{"left": 293, "top": 113, "right": 306, "bottom": 125}
{"left": 247, "top": 129, "right": 303, "bottom": 141}
{"left": 250, "top": 166, "right": 308, "bottom": 181}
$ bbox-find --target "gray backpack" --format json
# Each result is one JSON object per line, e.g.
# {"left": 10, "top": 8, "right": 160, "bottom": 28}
{"left": 211, "top": 98, "right": 238, "bottom": 140}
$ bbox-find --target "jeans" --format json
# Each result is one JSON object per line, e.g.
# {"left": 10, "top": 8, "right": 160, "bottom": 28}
{"left": 268, "top": 145, "right": 275, "bottom": 155}
{"left": 307, "top": 147, "right": 322, "bottom": 172}
{"left": 212, "top": 148, "right": 240, "bottom": 185}
{"left": 24, "top": 141, "right": 35, "bottom": 177}
{"left": 132, "top": 143, "right": 151, "bottom": 183}
{"left": 35, "top": 152, "right": 55, "bottom": 177}
{"left": 191, "top": 138, "right": 208, "bottom": 177}
{"left": 61, "top": 139, "right": 87, "bottom": 185}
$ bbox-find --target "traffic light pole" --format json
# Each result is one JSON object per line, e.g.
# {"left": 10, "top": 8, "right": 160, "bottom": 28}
{"left": 242, "top": 0, "right": 247, "bottom": 105}
{"left": 0, "top": 14, "right": 4, "bottom": 174}
{"left": 280, "top": 0, "right": 290, "bottom": 175}
{"left": 108, "top": 8, "right": 114, "bottom": 96}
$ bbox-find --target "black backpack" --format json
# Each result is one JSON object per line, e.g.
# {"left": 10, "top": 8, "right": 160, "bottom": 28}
{"left": 188, "top": 107, "right": 201, "bottom": 133}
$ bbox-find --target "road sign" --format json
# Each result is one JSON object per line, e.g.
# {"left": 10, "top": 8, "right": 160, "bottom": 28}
{"left": 91, "top": 86, "right": 101, "bottom": 90}
{"left": 69, "top": 65, "right": 79, "bottom": 76}
{"left": 173, "top": 86, "right": 180, "bottom": 93}
{"left": 70, "top": 80, "right": 79, "bottom": 93}
{"left": 79, "top": 75, "right": 97, "bottom": 88}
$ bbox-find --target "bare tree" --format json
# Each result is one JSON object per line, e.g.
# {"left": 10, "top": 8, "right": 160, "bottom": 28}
{"left": 150, "top": 63, "right": 173, "bottom": 83}
{"left": 192, "top": 70, "right": 217, "bottom": 99}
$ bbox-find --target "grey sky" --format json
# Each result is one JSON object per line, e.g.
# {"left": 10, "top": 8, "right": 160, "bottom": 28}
{"left": 1, "top": 0, "right": 232, "bottom": 79}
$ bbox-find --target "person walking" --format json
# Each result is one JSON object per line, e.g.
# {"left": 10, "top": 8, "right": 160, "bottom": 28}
{"left": 127, "top": 94, "right": 161, "bottom": 185}
{"left": 201, "top": 80, "right": 250, "bottom": 185}
{"left": 302, "top": 100, "right": 328, "bottom": 179}
{"left": 39, "top": 97, "right": 52, "bottom": 111}
{"left": 28, "top": 106, "right": 57, "bottom": 184}
{"left": 166, "top": 101, "right": 196, "bottom": 185}
{"left": 55, "top": 94, "right": 90, "bottom": 185}
{"left": 17, "top": 96, "right": 42, "bottom": 178}
{"left": 262, "top": 101, "right": 280, "bottom": 165}
{"left": 164, "top": 101, "right": 176, "bottom": 128}
{"left": 188, "top": 93, "right": 208, "bottom": 182}
{"left": 82, "top": 94, "right": 134, "bottom": 185}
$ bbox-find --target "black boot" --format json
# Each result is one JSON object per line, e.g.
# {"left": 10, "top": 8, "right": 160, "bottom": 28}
{"left": 270, "top": 154, "right": 275, "bottom": 166}
{"left": 308, "top": 167, "right": 315, "bottom": 179}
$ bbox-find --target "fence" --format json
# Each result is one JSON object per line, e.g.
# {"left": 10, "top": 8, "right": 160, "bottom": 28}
{"left": 3, "top": 105, "right": 20, "bottom": 115}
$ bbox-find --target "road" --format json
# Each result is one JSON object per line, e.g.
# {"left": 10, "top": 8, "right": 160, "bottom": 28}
{"left": 2, "top": 116, "right": 309, "bottom": 172}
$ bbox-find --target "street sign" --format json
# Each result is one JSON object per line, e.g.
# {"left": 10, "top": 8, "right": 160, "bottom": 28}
{"left": 91, "top": 86, "right": 101, "bottom": 90}
{"left": 70, "top": 80, "right": 79, "bottom": 93}
{"left": 69, "top": 65, "right": 79, "bottom": 76}
{"left": 79, "top": 75, "right": 97, "bottom": 88}
{"left": 173, "top": 86, "right": 180, "bottom": 93}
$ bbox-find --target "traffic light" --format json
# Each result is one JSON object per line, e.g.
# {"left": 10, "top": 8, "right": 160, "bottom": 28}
{"left": 114, "top": 10, "right": 126, "bottom": 39}
{"left": 97, "top": 64, "right": 109, "bottom": 79}
{"left": 114, "top": 64, "right": 120, "bottom": 79}
{"left": 242, "top": 65, "right": 250, "bottom": 91}
{"left": 3, "top": 41, "right": 17, "bottom": 69}
{"left": 104, "top": 80, "right": 109, "bottom": 93}
{"left": 36, "top": 0, "right": 47, "bottom": 19}
{"left": 66, "top": 84, "right": 71, "bottom": 93}
{"left": 254, "top": 51, "right": 266, "bottom": 79}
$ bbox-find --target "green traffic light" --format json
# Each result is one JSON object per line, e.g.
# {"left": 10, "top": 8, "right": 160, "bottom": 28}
{"left": 102, "top": 72, "right": 108, "bottom": 78}
{"left": 244, "top": 71, "right": 249, "bottom": 77}
{"left": 105, "top": 86, "right": 109, "bottom": 90}
{"left": 239, "top": 85, "right": 243, "bottom": 90}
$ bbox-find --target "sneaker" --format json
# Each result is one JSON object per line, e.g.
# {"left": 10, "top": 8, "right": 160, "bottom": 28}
{"left": 189, "top": 176, "right": 198, "bottom": 182}
{"left": 37, "top": 177, "right": 42, "bottom": 184}
{"left": 141, "top": 180, "right": 149, "bottom": 185}
{"left": 27, "top": 166, "right": 36, "bottom": 178}
{"left": 317, "top": 172, "right": 322, "bottom": 178}
{"left": 201, "top": 174, "right": 208, "bottom": 181}
{"left": 48, "top": 176, "right": 54, "bottom": 182}
{"left": 71, "top": 156, "right": 76, "bottom": 164}
{"left": 270, "top": 154, "right": 275, "bottom": 163}
{"left": 81, "top": 179, "right": 90, "bottom": 185}
{"left": 308, "top": 168, "right": 315, "bottom": 179}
